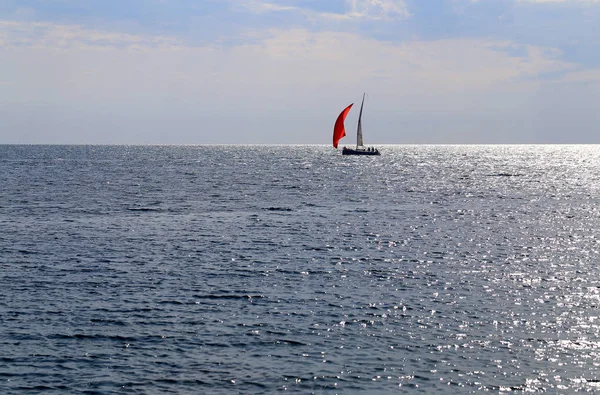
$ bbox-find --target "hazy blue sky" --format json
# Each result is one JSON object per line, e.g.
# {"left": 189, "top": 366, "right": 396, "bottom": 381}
{"left": 1, "top": 0, "right": 599, "bottom": 144}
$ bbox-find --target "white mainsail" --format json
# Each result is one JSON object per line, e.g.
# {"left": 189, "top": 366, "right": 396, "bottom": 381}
{"left": 356, "top": 93, "right": 365, "bottom": 148}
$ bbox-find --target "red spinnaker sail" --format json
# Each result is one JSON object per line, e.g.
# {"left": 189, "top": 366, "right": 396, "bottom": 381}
{"left": 333, "top": 103, "right": 353, "bottom": 148}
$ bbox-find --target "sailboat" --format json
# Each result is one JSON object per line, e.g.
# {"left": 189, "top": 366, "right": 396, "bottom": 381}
{"left": 333, "top": 93, "right": 380, "bottom": 156}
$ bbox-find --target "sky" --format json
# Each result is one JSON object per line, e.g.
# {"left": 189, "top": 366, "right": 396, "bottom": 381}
{"left": 1, "top": 0, "right": 599, "bottom": 144}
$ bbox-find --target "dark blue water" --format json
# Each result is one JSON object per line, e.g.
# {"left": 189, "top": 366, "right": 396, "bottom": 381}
{"left": 1, "top": 145, "right": 599, "bottom": 394}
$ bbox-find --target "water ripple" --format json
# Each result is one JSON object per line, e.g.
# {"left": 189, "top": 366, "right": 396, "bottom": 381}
{"left": 1, "top": 145, "right": 599, "bottom": 393}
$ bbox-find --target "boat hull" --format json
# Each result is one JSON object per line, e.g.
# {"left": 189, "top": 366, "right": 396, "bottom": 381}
{"left": 342, "top": 147, "right": 380, "bottom": 156}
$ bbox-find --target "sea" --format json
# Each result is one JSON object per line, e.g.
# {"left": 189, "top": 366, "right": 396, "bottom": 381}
{"left": 1, "top": 144, "right": 599, "bottom": 394}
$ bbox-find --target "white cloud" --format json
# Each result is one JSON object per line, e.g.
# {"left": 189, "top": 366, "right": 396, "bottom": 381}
{"left": 0, "top": 21, "right": 585, "bottom": 104}
{"left": 0, "top": 20, "right": 180, "bottom": 50}
{"left": 346, "top": 0, "right": 410, "bottom": 20}
{"left": 1, "top": 20, "right": 598, "bottom": 143}
{"left": 235, "top": 0, "right": 300, "bottom": 14}
{"left": 235, "top": 0, "right": 410, "bottom": 20}
{"left": 518, "top": 0, "right": 600, "bottom": 3}
{"left": 559, "top": 69, "right": 600, "bottom": 83}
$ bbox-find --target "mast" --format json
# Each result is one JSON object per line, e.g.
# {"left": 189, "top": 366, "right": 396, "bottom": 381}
{"left": 356, "top": 93, "right": 365, "bottom": 148}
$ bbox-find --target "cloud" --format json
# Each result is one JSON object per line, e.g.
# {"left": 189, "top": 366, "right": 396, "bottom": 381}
{"left": 518, "top": 0, "right": 600, "bottom": 3}
{"left": 0, "top": 20, "right": 180, "bottom": 50}
{"left": 235, "top": 0, "right": 410, "bottom": 20}
{"left": 1, "top": 19, "right": 598, "bottom": 143}
{"left": 246, "top": 30, "right": 576, "bottom": 94}
{"left": 559, "top": 69, "right": 600, "bottom": 83}
{"left": 235, "top": 0, "right": 300, "bottom": 14}
{"left": 1, "top": 20, "right": 584, "bottom": 106}
{"left": 345, "top": 0, "right": 410, "bottom": 20}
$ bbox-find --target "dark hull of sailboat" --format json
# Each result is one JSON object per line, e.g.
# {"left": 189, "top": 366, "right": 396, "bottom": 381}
{"left": 342, "top": 147, "right": 380, "bottom": 156}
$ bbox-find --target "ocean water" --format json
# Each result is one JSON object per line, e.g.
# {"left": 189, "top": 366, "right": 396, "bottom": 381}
{"left": 1, "top": 144, "right": 599, "bottom": 394}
